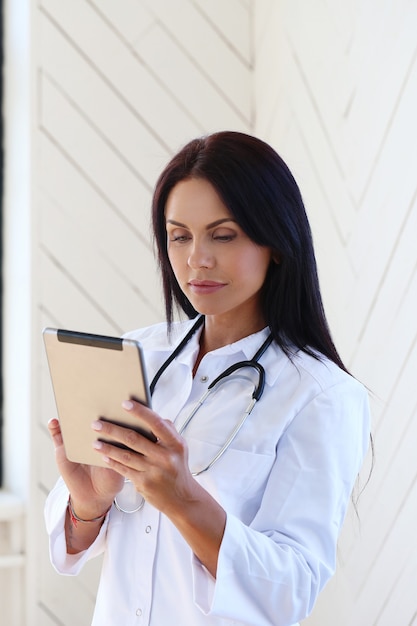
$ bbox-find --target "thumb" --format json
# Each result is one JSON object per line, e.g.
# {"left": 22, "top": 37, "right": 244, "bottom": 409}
{"left": 48, "top": 417, "right": 64, "bottom": 448}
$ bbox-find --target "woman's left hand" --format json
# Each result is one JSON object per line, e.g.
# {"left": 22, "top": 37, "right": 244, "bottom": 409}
{"left": 93, "top": 399, "right": 227, "bottom": 577}
{"left": 91, "top": 400, "right": 196, "bottom": 515}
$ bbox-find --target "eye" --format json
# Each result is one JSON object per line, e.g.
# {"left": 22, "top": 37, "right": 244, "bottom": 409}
{"left": 167, "top": 228, "right": 191, "bottom": 243}
{"left": 212, "top": 229, "right": 236, "bottom": 242}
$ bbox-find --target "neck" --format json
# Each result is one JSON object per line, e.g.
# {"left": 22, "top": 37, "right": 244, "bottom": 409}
{"left": 191, "top": 314, "right": 266, "bottom": 376}
{"left": 202, "top": 314, "right": 266, "bottom": 351}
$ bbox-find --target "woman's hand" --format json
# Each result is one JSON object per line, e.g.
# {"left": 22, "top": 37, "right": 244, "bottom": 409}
{"left": 91, "top": 400, "right": 227, "bottom": 577}
{"left": 48, "top": 418, "right": 124, "bottom": 520}
{"left": 91, "top": 400, "right": 195, "bottom": 515}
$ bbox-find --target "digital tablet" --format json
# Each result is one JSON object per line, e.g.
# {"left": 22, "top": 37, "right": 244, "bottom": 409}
{"left": 43, "top": 328, "right": 156, "bottom": 467}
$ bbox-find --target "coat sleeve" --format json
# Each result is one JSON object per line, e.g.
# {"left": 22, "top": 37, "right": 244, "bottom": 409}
{"left": 44, "top": 477, "right": 110, "bottom": 575}
{"left": 192, "top": 378, "right": 371, "bottom": 625}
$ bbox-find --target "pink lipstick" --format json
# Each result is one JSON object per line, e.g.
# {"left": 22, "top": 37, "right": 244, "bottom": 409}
{"left": 188, "top": 280, "right": 225, "bottom": 295}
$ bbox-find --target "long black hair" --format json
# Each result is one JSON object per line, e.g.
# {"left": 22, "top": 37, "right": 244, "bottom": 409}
{"left": 152, "top": 131, "right": 347, "bottom": 372}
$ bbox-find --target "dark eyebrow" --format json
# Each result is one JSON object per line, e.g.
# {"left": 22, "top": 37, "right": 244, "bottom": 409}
{"left": 166, "top": 218, "right": 237, "bottom": 229}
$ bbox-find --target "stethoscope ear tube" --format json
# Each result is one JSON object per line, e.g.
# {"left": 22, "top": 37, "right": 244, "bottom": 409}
{"left": 149, "top": 315, "right": 204, "bottom": 396}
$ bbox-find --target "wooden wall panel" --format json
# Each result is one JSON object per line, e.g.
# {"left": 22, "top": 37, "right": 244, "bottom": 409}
{"left": 26, "top": 0, "right": 417, "bottom": 623}
{"left": 31, "top": 1, "right": 252, "bottom": 623}
{"left": 253, "top": 2, "right": 417, "bottom": 625}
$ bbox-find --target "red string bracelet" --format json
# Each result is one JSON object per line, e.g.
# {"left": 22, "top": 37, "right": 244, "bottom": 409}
{"left": 67, "top": 495, "right": 111, "bottom": 528}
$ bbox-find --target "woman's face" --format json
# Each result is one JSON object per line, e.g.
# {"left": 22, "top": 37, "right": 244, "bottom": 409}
{"left": 165, "top": 178, "right": 272, "bottom": 326}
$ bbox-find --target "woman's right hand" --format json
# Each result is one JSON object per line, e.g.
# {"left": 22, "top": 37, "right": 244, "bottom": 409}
{"left": 48, "top": 417, "right": 124, "bottom": 519}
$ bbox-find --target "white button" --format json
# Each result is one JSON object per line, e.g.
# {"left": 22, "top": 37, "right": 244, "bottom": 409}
{"left": 136, "top": 608, "right": 142, "bottom": 616}
{"left": 145, "top": 525, "right": 151, "bottom": 534}
{"left": 200, "top": 375, "right": 208, "bottom": 383}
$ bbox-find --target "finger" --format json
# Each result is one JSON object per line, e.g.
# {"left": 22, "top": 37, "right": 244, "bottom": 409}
{"left": 121, "top": 400, "right": 180, "bottom": 445}
{"left": 47, "top": 417, "right": 60, "bottom": 433}
{"left": 92, "top": 419, "right": 157, "bottom": 457}
{"left": 48, "top": 417, "right": 64, "bottom": 447}
{"left": 92, "top": 439, "right": 145, "bottom": 476}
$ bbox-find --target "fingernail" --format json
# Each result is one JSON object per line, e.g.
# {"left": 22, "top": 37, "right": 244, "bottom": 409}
{"left": 93, "top": 440, "right": 103, "bottom": 450}
{"left": 92, "top": 420, "right": 103, "bottom": 431}
{"left": 122, "top": 400, "right": 134, "bottom": 411}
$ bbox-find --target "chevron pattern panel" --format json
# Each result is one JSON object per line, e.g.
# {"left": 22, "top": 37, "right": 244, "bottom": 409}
{"left": 253, "top": 2, "right": 417, "bottom": 626}
{"left": 34, "top": 1, "right": 251, "bottom": 623}
{"left": 30, "top": 0, "right": 417, "bottom": 624}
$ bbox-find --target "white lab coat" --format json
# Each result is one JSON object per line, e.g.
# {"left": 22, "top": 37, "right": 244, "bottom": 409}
{"left": 45, "top": 319, "right": 370, "bottom": 626}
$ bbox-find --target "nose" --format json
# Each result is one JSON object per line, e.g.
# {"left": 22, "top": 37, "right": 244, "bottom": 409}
{"left": 187, "top": 240, "right": 214, "bottom": 269}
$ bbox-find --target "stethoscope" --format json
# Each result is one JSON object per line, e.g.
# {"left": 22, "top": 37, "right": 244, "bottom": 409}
{"left": 114, "top": 316, "right": 273, "bottom": 513}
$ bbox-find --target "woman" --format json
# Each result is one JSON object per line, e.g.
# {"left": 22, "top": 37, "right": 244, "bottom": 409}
{"left": 45, "top": 131, "right": 370, "bottom": 625}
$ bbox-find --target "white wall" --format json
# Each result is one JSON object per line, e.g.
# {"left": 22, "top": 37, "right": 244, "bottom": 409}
{"left": 253, "top": 2, "right": 417, "bottom": 625}
{"left": 19, "top": 1, "right": 252, "bottom": 624}
{"left": 2, "top": 0, "right": 417, "bottom": 624}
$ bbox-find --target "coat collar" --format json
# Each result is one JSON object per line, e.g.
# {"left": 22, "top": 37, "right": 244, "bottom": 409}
{"left": 138, "top": 319, "right": 293, "bottom": 389}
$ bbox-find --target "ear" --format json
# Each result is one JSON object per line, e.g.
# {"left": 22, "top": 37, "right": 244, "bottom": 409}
{"left": 272, "top": 253, "right": 280, "bottom": 264}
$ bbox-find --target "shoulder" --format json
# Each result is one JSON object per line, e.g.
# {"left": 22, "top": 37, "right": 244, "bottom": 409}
{"left": 123, "top": 320, "right": 168, "bottom": 345}
{"left": 284, "top": 351, "right": 371, "bottom": 473}
{"left": 287, "top": 348, "right": 369, "bottom": 407}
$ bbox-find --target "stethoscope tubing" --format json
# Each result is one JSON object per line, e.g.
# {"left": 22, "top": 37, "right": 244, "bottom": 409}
{"left": 149, "top": 315, "right": 205, "bottom": 396}
{"left": 181, "top": 394, "right": 258, "bottom": 477}
{"left": 114, "top": 316, "right": 273, "bottom": 511}
{"left": 150, "top": 315, "right": 273, "bottom": 401}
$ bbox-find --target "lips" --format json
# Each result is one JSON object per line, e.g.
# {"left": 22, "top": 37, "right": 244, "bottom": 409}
{"left": 188, "top": 279, "right": 225, "bottom": 294}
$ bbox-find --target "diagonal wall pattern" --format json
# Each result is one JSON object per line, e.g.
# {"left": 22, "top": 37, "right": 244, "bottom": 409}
{"left": 4, "top": 1, "right": 415, "bottom": 624}
{"left": 254, "top": 3, "right": 417, "bottom": 625}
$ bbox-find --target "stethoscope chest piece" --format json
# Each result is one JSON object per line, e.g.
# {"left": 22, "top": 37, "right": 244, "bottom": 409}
{"left": 114, "top": 478, "right": 145, "bottom": 514}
